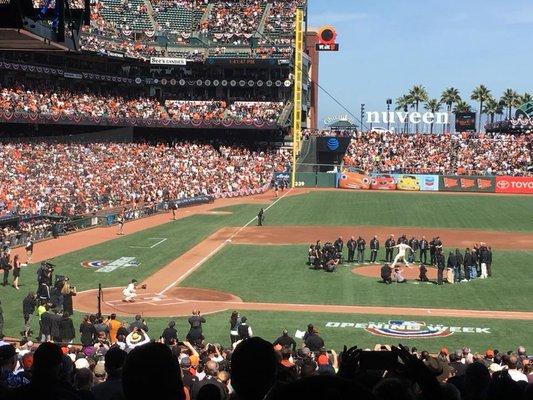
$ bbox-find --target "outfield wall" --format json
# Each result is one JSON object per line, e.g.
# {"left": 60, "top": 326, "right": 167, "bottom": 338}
{"left": 336, "top": 172, "right": 533, "bottom": 194}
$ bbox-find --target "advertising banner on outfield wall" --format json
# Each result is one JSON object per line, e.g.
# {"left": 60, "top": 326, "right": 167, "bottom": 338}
{"left": 339, "top": 172, "right": 439, "bottom": 191}
{"left": 495, "top": 176, "right": 533, "bottom": 194}
{"left": 439, "top": 176, "right": 495, "bottom": 192}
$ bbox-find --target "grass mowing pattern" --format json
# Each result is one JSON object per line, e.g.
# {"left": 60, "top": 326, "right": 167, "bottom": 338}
{"left": 256, "top": 191, "right": 533, "bottom": 231}
{"left": 183, "top": 245, "right": 533, "bottom": 312}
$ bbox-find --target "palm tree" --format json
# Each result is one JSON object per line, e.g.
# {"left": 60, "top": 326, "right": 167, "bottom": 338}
{"left": 440, "top": 87, "right": 461, "bottom": 132}
{"left": 408, "top": 85, "right": 428, "bottom": 111}
{"left": 471, "top": 85, "right": 491, "bottom": 131}
{"left": 424, "top": 98, "right": 441, "bottom": 134}
{"left": 395, "top": 94, "right": 413, "bottom": 133}
{"left": 453, "top": 100, "right": 472, "bottom": 113}
{"left": 407, "top": 85, "right": 428, "bottom": 132}
{"left": 483, "top": 97, "right": 500, "bottom": 124}
{"left": 518, "top": 92, "right": 532, "bottom": 105}
{"left": 500, "top": 88, "right": 520, "bottom": 119}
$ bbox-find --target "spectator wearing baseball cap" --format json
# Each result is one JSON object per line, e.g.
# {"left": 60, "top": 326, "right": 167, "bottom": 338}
{"left": 0, "top": 344, "right": 29, "bottom": 390}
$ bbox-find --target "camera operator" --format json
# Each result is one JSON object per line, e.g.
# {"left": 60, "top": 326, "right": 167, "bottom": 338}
{"left": 322, "top": 242, "right": 340, "bottom": 273}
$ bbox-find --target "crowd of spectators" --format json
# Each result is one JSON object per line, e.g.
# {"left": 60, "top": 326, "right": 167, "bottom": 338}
{"left": 76, "top": 0, "right": 303, "bottom": 59}
{"left": 0, "top": 141, "right": 290, "bottom": 217}
{"left": 207, "top": 0, "right": 264, "bottom": 44}
{"left": 0, "top": 310, "right": 531, "bottom": 399}
{"left": 0, "top": 83, "right": 285, "bottom": 124}
{"left": 344, "top": 131, "right": 533, "bottom": 176}
{"left": 165, "top": 100, "right": 284, "bottom": 123}
{"left": 0, "top": 85, "right": 167, "bottom": 120}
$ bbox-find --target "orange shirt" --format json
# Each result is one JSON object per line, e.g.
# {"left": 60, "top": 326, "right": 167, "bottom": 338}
{"left": 108, "top": 319, "right": 122, "bottom": 343}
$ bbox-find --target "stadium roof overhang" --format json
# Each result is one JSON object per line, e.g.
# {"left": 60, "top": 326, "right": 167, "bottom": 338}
{"left": 0, "top": 28, "right": 70, "bottom": 51}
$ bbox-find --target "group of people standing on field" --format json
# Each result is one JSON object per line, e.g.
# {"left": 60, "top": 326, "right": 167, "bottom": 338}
{"left": 307, "top": 234, "right": 494, "bottom": 285}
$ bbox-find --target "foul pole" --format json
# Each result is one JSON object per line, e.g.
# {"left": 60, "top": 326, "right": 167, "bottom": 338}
{"left": 291, "top": 8, "right": 304, "bottom": 188}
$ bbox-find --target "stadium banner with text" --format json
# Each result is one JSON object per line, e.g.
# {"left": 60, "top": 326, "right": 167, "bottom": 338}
{"left": 150, "top": 57, "right": 187, "bottom": 65}
{"left": 439, "top": 176, "right": 495, "bottom": 192}
{"left": 495, "top": 176, "right": 533, "bottom": 194}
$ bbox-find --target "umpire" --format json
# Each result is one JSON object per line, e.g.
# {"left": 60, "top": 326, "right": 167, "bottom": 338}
{"left": 257, "top": 208, "right": 264, "bottom": 226}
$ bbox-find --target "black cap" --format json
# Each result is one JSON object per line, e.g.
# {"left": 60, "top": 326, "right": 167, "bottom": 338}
{"left": 0, "top": 345, "right": 16, "bottom": 361}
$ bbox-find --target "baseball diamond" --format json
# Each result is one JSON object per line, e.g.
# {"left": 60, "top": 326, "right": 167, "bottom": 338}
{"left": 1, "top": 0, "right": 533, "bottom": 398}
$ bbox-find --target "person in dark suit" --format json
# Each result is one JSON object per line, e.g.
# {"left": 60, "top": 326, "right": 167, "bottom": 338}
{"left": 60, "top": 312, "right": 75, "bottom": 343}
{"left": 161, "top": 321, "right": 178, "bottom": 345}
{"left": 50, "top": 309, "right": 62, "bottom": 342}
{"left": 479, "top": 243, "right": 489, "bottom": 279}
{"left": 369, "top": 235, "right": 379, "bottom": 263}
{"left": 446, "top": 251, "right": 457, "bottom": 283}
{"left": 273, "top": 329, "right": 297, "bottom": 352}
{"left": 40, "top": 305, "right": 52, "bottom": 342}
{"left": 1, "top": 252, "right": 11, "bottom": 287}
{"left": 429, "top": 238, "right": 437, "bottom": 265}
{"left": 257, "top": 208, "right": 264, "bottom": 226}
{"left": 419, "top": 264, "right": 429, "bottom": 282}
{"left": 346, "top": 237, "right": 356, "bottom": 263}
{"left": 454, "top": 249, "right": 464, "bottom": 282}
{"left": 419, "top": 236, "right": 428, "bottom": 264}
{"left": 380, "top": 264, "right": 392, "bottom": 284}
{"left": 385, "top": 235, "right": 395, "bottom": 263}
{"left": 487, "top": 246, "right": 493, "bottom": 277}
{"left": 463, "top": 248, "right": 473, "bottom": 281}
{"left": 22, "top": 292, "right": 37, "bottom": 337}
{"left": 303, "top": 324, "right": 324, "bottom": 352}
{"left": 356, "top": 236, "right": 366, "bottom": 263}
{"left": 436, "top": 252, "right": 446, "bottom": 285}
{"left": 333, "top": 237, "right": 344, "bottom": 262}
{"left": 408, "top": 237, "right": 419, "bottom": 263}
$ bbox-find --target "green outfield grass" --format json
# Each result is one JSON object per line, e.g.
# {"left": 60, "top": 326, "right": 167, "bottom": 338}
{"left": 1, "top": 190, "right": 532, "bottom": 350}
{"left": 0, "top": 204, "right": 266, "bottom": 338}
{"left": 164, "top": 310, "right": 533, "bottom": 353}
{"left": 182, "top": 245, "right": 533, "bottom": 312}
{"left": 251, "top": 191, "right": 533, "bottom": 231}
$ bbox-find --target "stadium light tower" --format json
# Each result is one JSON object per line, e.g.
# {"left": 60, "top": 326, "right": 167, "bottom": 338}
{"left": 386, "top": 99, "right": 392, "bottom": 130}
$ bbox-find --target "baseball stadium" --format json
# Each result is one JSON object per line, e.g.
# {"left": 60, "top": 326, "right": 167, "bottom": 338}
{"left": 0, "top": 0, "right": 532, "bottom": 399}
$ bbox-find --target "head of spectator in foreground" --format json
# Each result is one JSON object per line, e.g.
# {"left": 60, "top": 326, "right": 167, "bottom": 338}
{"left": 123, "top": 342, "right": 184, "bottom": 400}
{"left": 32, "top": 342, "right": 64, "bottom": 382}
{"left": 0, "top": 345, "right": 17, "bottom": 372}
{"left": 105, "top": 346, "right": 127, "bottom": 378}
{"left": 231, "top": 337, "right": 277, "bottom": 400}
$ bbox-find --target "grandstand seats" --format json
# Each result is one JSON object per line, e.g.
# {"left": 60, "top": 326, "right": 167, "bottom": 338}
{"left": 0, "top": 141, "right": 290, "bottom": 216}
{"left": 344, "top": 131, "right": 533, "bottom": 176}
{"left": 79, "top": 0, "right": 305, "bottom": 60}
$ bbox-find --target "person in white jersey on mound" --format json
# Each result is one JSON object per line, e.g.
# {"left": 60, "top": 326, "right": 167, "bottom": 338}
{"left": 391, "top": 242, "right": 413, "bottom": 268}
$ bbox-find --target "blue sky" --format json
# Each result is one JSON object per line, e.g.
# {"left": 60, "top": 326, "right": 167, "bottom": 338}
{"left": 307, "top": 0, "right": 533, "bottom": 127}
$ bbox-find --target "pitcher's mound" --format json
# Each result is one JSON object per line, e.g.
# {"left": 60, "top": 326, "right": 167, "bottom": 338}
{"left": 352, "top": 264, "right": 438, "bottom": 280}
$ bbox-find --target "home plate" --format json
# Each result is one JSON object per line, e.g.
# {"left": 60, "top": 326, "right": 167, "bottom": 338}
{"left": 150, "top": 296, "right": 164, "bottom": 302}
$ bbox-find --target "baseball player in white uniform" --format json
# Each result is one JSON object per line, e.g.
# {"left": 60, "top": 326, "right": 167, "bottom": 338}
{"left": 391, "top": 243, "right": 413, "bottom": 268}
{"left": 122, "top": 279, "right": 138, "bottom": 302}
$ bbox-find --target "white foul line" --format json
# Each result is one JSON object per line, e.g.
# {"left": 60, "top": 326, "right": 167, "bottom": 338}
{"left": 157, "top": 188, "right": 293, "bottom": 296}
{"left": 130, "top": 237, "right": 168, "bottom": 249}
{"left": 150, "top": 238, "right": 168, "bottom": 248}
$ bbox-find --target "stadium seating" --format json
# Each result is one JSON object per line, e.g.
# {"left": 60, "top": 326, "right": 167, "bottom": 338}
{"left": 78, "top": 0, "right": 305, "bottom": 60}
{"left": 344, "top": 131, "right": 533, "bottom": 176}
